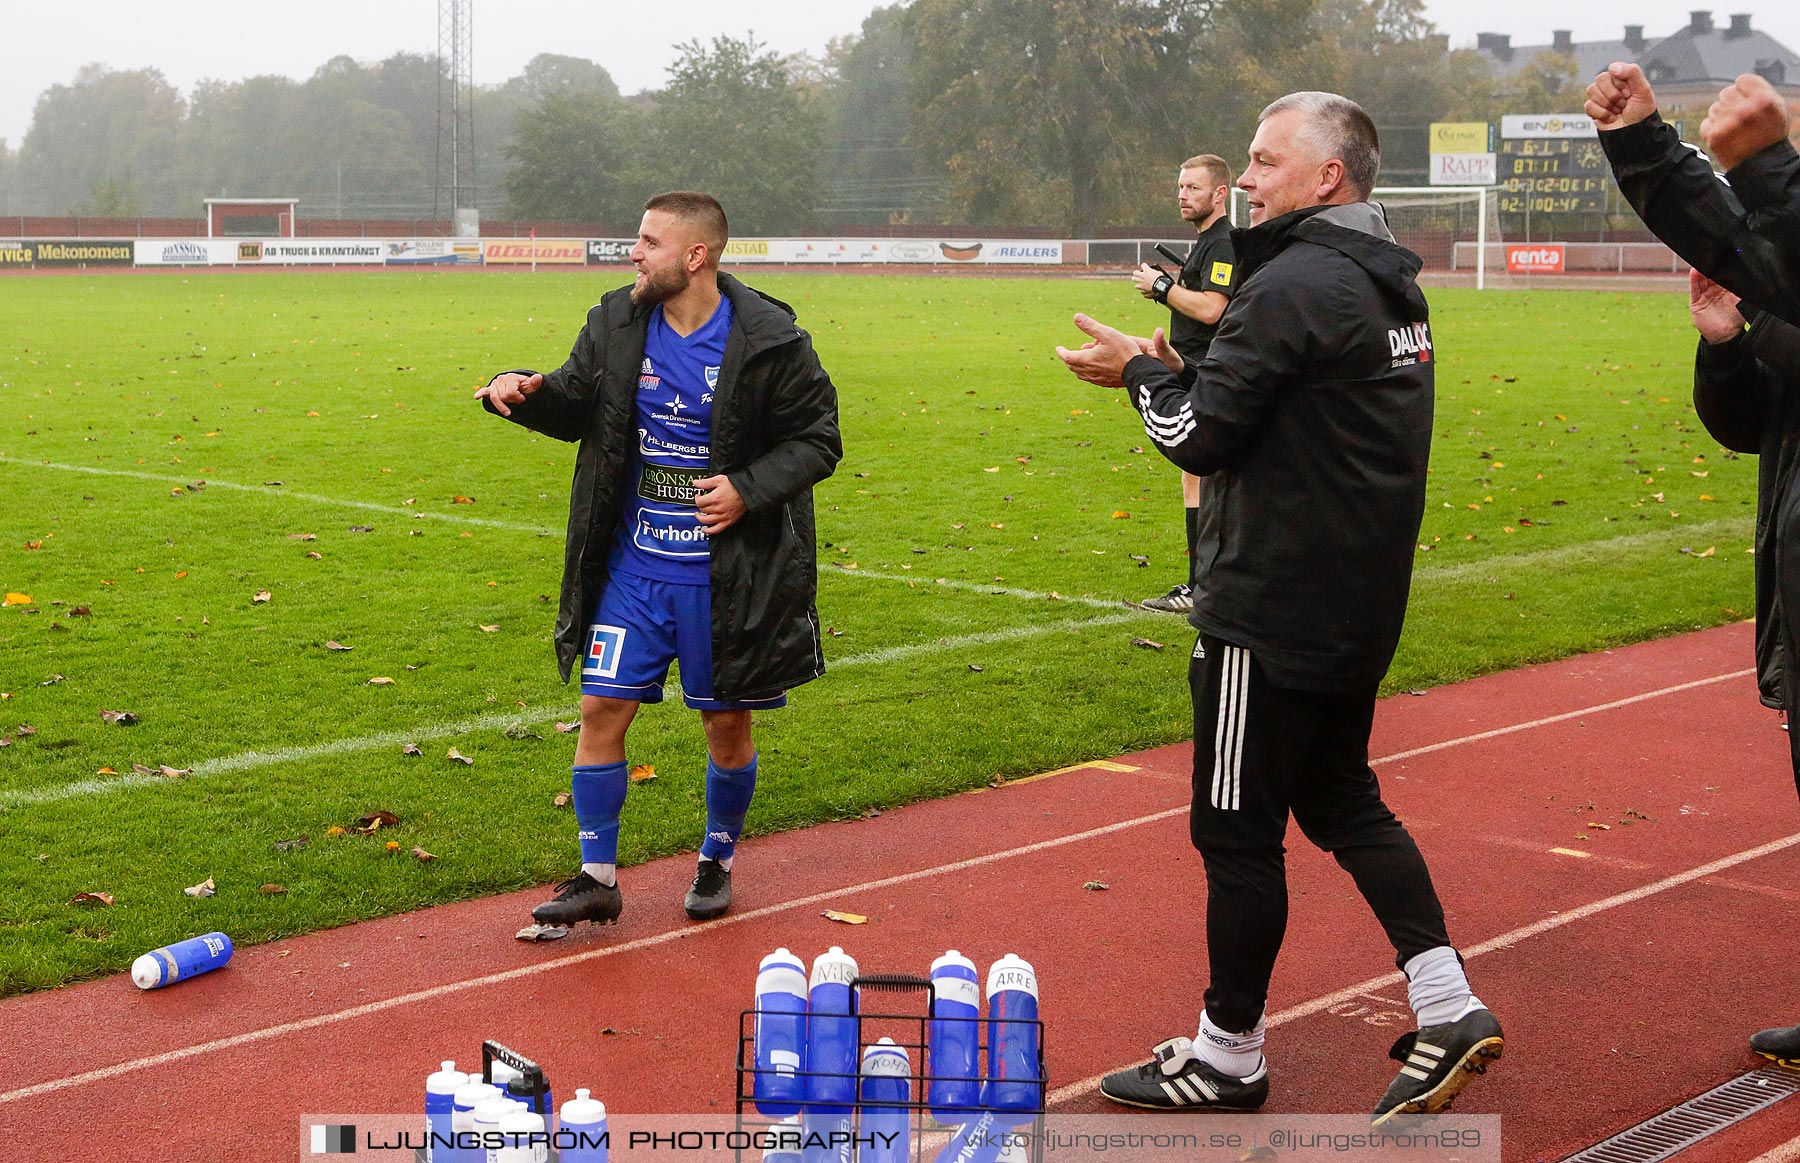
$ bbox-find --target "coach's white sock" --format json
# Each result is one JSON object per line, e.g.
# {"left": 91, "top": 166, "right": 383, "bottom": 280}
{"left": 581, "top": 862, "right": 616, "bottom": 888}
{"left": 1404, "top": 946, "right": 1480, "bottom": 1027}
{"left": 1194, "top": 1010, "right": 1265, "bottom": 1077}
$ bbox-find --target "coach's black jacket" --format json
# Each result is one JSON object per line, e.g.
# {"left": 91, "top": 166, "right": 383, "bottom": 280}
{"left": 482, "top": 273, "right": 841, "bottom": 698}
{"left": 1600, "top": 112, "right": 1800, "bottom": 325}
{"left": 1693, "top": 313, "right": 1800, "bottom": 721}
{"left": 1122, "top": 201, "right": 1434, "bottom": 691}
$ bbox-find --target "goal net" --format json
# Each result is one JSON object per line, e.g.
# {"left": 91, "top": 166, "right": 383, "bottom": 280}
{"left": 1229, "top": 185, "right": 1503, "bottom": 288}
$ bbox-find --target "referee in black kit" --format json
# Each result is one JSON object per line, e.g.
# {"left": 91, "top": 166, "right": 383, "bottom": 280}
{"left": 1132, "top": 155, "right": 1238, "bottom": 613}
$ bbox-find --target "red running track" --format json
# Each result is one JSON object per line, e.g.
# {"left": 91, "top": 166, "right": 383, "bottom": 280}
{"left": 3, "top": 622, "right": 1799, "bottom": 1162}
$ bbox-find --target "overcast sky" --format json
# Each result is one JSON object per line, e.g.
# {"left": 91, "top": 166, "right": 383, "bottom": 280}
{"left": 4, "top": 1, "right": 1797, "bottom": 147}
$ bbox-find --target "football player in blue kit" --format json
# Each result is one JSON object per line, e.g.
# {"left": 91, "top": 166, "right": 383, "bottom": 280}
{"left": 476, "top": 192, "right": 841, "bottom": 926}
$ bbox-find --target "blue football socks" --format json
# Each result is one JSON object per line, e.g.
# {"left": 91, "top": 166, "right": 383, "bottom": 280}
{"left": 700, "top": 754, "right": 758, "bottom": 865}
{"left": 572, "top": 762, "right": 629, "bottom": 875}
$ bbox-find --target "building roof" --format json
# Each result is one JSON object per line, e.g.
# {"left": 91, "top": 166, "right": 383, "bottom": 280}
{"left": 1474, "top": 12, "right": 1798, "bottom": 89}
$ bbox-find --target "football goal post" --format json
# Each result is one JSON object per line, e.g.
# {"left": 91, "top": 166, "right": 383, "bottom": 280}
{"left": 1229, "top": 185, "right": 1499, "bottom": 289}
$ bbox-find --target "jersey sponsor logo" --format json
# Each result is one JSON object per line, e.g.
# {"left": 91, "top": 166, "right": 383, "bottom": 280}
{"left": 1209, "top": 261, "right": 1233, "bottom": 287}
{"left": 639, "top": 428, "right": 708, "bottom": 461}
{"left": 1387, "top": 321, "right": 1433, "bottom": 367}
{"left": 639, "top": 374, "right": 662, "bottom": 392}
{"left": 584, "top": 624, "right": 627, "bottom": 680}
{"left": 705, "top": 365, "right": 720, "bottom": 391}
{"left": 631, "top": 507, "right": 710, "bottom": 558}
{"left": 639, "top": 463, "right": 704, "bottom": 506}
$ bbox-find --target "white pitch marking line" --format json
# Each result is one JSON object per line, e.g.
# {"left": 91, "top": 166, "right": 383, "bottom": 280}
{"left": 0, "top": 613, "right": 1149, "bottom": 808}
{"left": 1, "top": 662, "right": 1780, "bottom": 1105}
{"left": 1045, "top": 827, "right": 1800, "bottom": 1107}
{"left": 0, "top": 805, "right": 1193, "bottom": 1106}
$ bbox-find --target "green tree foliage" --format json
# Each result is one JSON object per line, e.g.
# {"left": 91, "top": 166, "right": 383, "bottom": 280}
{"left": 644, "top": 36, "right": 823, "bottom": 235}
{"left": 502, "top": 88, "right": 647, "bottom": 228}
{"left": 20, "top": 66, "right": 185, "bottom": 216}
{"left": 817, "top": 5, "right": 929, "bottom": 226}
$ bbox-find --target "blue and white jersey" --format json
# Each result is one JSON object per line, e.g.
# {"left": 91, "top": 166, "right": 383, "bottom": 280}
{"left": 610, "top": 296, "right": 732, "bottom": 584}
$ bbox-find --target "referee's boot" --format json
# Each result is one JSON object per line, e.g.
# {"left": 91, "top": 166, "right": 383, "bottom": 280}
{"left": 1099, "top": 1037, "right": 1268, "bottom": 1110}
{"left": 530, "top": 871, "right": 622, "bottom": 927}
{"left": 1371, "top": 1001, "right": 1503, "bottom": 1125}
{"left": 1140, "top": 583, "right": 1195, "bottom": 613}
{"left": 1751, "top": 1023, "right": 1800, "bottom": 1067}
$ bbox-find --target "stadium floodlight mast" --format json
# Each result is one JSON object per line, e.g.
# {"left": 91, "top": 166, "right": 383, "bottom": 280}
{"left": 435, "top": 0, "right": 476, "bottom": 233}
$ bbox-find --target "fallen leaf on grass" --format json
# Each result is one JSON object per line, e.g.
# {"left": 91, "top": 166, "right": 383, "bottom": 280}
{"left": 1082, "top": 881, "right": 1110, "bottom": 891}
{"left": 306, "top": 551, "right": 323, "bottom": 560}
{"left": 478, "top": 624, "right": 499, "bottom": 633}
{"left": 132, "top": 763, "right": 158, "bottom": 776}
{"left": 367, "top": 676, "right": 396, "bottom": 686}
{"left": 516, "top": 923, "right": 570, "bottom": 941}
{"left": 95, "top": 766, "right": 117, "bottom": 775}
{"left": 628, "top": 763, "right": 657, "bottom": 783}
{"left": 41, "top": 674, "right": 65, "bottom": 685}
{"left": 0, "top": 738, "right": 10, "bottom": 748}
{"left": 184, "top": 877, "right": 216, "bottom": 898}
{"left": 251, "top": 589, "right": 272, "bottom": 604}
{"left": 4, "top": 593, "right": 33, "bottom": 606}
{"left": 356, "top": 810, "right": 401, "bottom": 832}
{"left": 323, "top": 641, "right": 353, "bottom": 652}
{"left": 412, "top": 847, "right": 435, "bottom": 862}
{"left": 325, "top": 825, "right": 348, "bottom": 837}
{"left": 822, "top": 910, "right": 868, "bottom": 925}
{"left": 968, "top": 664, "right": 984, "bottom": 672}
{"left": 502, "top": 722, "right": 541, "bottom": 740}
{"left": 401, "top": 743, "right": 422, "bottom": 756}
{"left": 554, "top": 721, "right": 579, "bottom": 734}
{"left": 71, "top": 891, "right": 113, "bottom": 907}
{"left": 1111, "top": 510, "right": 1131, "bottom": 519}
{"left": 273, "top": 835, "right": 309, "bottom": 851}
{"left": 349, "top": 525, "right": 375, "bottom": 533}
{"left": 100, "top": 709, "right": 139, "bottom": 725}
{"left": 15, "top": 725, "right": 33, "bottom": 737}
{"left": 988, "top": 773, "right": 1007, "bottom": 787}
{"left": 1130, "top": 638, "right": 1165, "bottom": 650}
{"left": 452, "top": 495, "right": 475, "bottom": 505}
{"left": 288, "top": 532, "right": 317, "bottom": 541}
{"left": 259, "top": 884, "right": 287, "bottom": 894}
{"left": 385, "top": 840, "right": 401, "bottom": 852}
{"left": 446, "top": 748, "right": 474, "bottom": 765}
{"left": 156, "top": 765, "right": 191, "bottom": 778}
{"left": 68, "top": 606, "right": 91, "bottom": 617}
{"left": 24, "top": 540, "right": 42, "bottom": 550}
{"left": 554, "top": 792, "right": 572, "bottom": 808}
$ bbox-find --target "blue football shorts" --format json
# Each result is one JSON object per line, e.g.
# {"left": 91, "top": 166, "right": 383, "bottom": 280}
{"left": 580, "top": 570, "right": 787, "bottom": 711}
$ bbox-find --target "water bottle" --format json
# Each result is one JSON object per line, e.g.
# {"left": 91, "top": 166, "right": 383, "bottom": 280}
{"left": 928, "top": 950, "right": 981, "bottom": 1119}
{"left": 496, "top": 1108, "right": 546, "bottom": 1163}
{"left": 983, "top": 955, "right": 1041, "bottom": 1122}
{"left": 472, "top": 1097, "right": 518, "bottom": 1162}
{"left": 558, "top": 1088, "right": 609, "bottom": 1163}
{"left": 858, "top": 1039, "right": 910, "bottom": 1163}
{"left": 762, "top": 1115, "right": 802, "bottom": 1163}
{"left": 425, "top": 1060, "right": 470, "bottom": 1163}
{"left": 130, "top": 932, "right": 233, "bottom": 989}
{"left": 754, "top": 948, "right": 810, "bottom": 1115}
{"left": 450, "top": 1082, "right": 502, "bottom": 1163}
{"left": 931, "top": 1110, "right": 1005, "bottom": 1163}
{"left": 504, "top": 1074, "right": 554, "bottom": 1128}
{"left": 805, "top": 947, "right": 859, "bottom": 1113}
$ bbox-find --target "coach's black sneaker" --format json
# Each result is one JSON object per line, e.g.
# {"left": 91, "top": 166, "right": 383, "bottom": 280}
{"left": 1140, "top": 583, "right": 1195, "bottom": 613}
{"left": 530, "top": 872, "right": 622, "bottom": 927}
{"left": 1371, "top": 1003, "right": 1503, "bottom": 1126}
{"left": 1751, "top": 1023, "right": 1800, "bottom": 1067}
{"left": 1099, "top": 1037, "right": 1269, "bottom": 1110}
{"left": 684, "top": 858, "right": 732, "bottom": 920}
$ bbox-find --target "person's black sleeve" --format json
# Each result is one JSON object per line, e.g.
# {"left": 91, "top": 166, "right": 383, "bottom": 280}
{"left": 1602, "top": 114, "right": 1800, "bottom": 323}
{"left": 479, "top": 308, "right": 602, "bottom": 442}
{"left": 1122, "top": 261, "right": 1317, "bottom": 475}
{"left": 728, "top": 331, "right": 843, "bottom": 513}
{"left": 1189, "top": 235, "right": 1238, "bottom": 300}
{"left": 1729, "top": 139, "right": 1800, "bottom": 254}
{"left": 1693, "top": 311, "right": 1800, "bottom": 454}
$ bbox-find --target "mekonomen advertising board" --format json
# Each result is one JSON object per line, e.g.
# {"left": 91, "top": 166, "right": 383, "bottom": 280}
{"left": 0, "top": 240, "right": 135, "bottom": 267}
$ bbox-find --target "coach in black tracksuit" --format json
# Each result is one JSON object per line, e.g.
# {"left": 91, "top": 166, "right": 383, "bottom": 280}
{"left": 1058, "top": 92, "right": 1501, "bottom": 1124}
{"left": 1590, "top": 62, "right": 1800, "bottom": 1063}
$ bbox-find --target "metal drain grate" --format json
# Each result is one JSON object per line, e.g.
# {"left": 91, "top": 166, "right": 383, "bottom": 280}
{"left": 1562, "top": 1066, "right": 1800, "bottom": 1163}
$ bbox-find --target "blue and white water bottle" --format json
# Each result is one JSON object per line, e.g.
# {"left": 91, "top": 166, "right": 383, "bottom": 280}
{"left": 983, "top": 954, "right": 1041, "bottom": 1120}
{"left": 425, "top": 1060, "right": 470, "bottom": 1163}
{"left": 449, "top": 1081, "right": 501, "bottom": 1163}
{"left": 754, "top": 948, "right": 810, "bottom": 1115}
{"left": 558, "top": 1089, "right": 608, "bottom": 1163}
{"left": 471, "top": 1097, "right": 518, "bottom": 1162}
{"left": 805, "top": 947, "right": 860, "bottom": 1113}
{"left": 858, "top": 1039, "right": 910, "bottom": 1163}
{"left": 928, "top": 950, "right": 981, "bottom": 1119}
{"left": 762, "top": 1115, "right": 802, "bottom": 1163}
{"left": 130, "top": 932, "right": 233, "bottom": 989}
{"left": 496, "top": 1108, "right": 546, "bottom": 1163}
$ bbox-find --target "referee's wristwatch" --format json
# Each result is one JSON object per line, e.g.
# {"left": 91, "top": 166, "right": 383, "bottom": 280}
{"left": 1150, "top": 273, "right": 1174, "bottom": 303}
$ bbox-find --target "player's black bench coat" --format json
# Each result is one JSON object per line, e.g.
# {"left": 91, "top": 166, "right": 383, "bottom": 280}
{"left": 482, "top": 273, "right": 842, "bottom": 701}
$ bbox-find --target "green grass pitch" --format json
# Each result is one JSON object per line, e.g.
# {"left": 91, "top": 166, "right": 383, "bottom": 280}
{"left": 0, "top": 269, "right": 1758, "bottom": 994}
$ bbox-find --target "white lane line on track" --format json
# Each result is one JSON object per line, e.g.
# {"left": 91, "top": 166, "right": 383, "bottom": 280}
{"left": 1044, "top": 827, "right": 1800, "bottom": 1107}
{"left": 0, "top": 613, "right": 1148, "bottom": 808}
{"left": 0, "top": 662, "right": 1778, "bottom": 1104}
